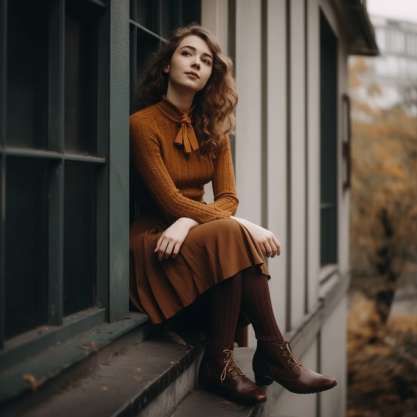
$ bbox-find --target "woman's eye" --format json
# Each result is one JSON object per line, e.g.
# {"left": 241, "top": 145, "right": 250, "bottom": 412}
{"left": 181, "top": 50, "right": 212, "bottom": 65}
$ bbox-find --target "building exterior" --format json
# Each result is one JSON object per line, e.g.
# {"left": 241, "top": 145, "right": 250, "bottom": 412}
{"left": 0, "top": 1, "right": 377, "bottom": 417}
{"left": 351, "top": 15, "right": 417, "bottom": 109}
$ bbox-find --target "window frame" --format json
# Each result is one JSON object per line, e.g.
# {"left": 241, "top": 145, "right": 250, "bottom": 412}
{"left": 0, "top": 0, "right": 119, "bottom": 370}
{"left": 319, "top": 10, "right": 339, "bottom": 272}
{"left": 0, "top": 0, "right": 202, "bottom": 401}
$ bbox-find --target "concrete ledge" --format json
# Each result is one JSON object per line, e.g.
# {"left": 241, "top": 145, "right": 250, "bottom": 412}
{"left": 0, "top": 329, "right": 203, "bottom": 417}
{"left": 169, "top": 348, "right": 301, "bottom": 417}
{"left": 0, "top": 313, "right": 150, "bottom": 409}
{"left": 169, "top": 389, "right": 258, "bottom": 417}
{"left": 0, "top": 274, "right": 349, "bottom": 417}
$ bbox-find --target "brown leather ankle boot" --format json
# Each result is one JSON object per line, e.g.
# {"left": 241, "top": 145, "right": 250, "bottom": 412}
{"left": 252, "top": 340, "right": 338, "bottom": 394}
{"left": 199, "top": 348, "right": 267, "bottom": 405}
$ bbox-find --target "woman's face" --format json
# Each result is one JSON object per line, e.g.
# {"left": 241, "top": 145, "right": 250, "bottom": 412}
{"left": 165, "top": 34, "right": 214, "bottom": 93}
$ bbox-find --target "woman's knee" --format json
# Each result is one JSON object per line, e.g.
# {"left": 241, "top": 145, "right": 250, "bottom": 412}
{"left": 214, "top": 217, "right": 240, "bottom": 231}
{"left": 186, "top": 217, "right": 240, "bottom": 243}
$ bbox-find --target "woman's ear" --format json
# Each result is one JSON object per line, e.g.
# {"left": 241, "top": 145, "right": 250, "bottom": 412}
{"left": 163, "top": 65, "right": 170, "bottom": 74}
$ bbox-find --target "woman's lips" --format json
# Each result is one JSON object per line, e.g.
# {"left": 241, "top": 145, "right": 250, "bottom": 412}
{"left": 185, "top": 72, "right": 199, "bottom": 79}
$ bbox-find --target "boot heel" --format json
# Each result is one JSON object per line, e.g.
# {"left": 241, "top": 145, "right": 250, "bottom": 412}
{"left": 253, "top": 354, "right": 274, "bottom": 386}
{"left": 254, "top": 373, "right": 273, "bottom": 386}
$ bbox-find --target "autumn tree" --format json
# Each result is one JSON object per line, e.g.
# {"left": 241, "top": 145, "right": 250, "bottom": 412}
{"left": 349, "top": 57, "right": 417, "bottom": 322}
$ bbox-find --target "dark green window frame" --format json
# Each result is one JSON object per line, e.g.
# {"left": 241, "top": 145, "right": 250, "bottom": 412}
{"left": 319, "top": 10, "right": 338, "bottom": 269}
{"left": 0, "top": 0, "right": 203, "bottom": 398}
{"left": 0, "top": 0, "right": 124, "bottom": 375}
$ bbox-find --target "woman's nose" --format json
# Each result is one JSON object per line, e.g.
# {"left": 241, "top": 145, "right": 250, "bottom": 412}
{"left": 191, "top": 59, "right": 201, "bottom": 69}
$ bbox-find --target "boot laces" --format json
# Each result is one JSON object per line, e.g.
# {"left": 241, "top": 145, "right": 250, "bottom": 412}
{"left": 220, "top": 349, "right": 244, "bottom": 383}
{"left": 279, "top": 341, "right": 302, "bottom": 368}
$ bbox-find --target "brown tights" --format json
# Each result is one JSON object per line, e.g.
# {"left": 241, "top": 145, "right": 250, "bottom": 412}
{"left": 206, "top": 267, "right": 284, "bottom": 358}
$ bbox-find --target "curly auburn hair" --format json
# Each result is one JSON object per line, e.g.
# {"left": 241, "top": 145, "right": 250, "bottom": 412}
{"left": 134, "top": 24, "right": 238, "bottom": 157}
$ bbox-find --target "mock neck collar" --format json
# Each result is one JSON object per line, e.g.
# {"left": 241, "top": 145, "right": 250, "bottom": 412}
{"left": 157, "top": 96, "right": 196, "bottom": 123}
{"left": 156, "top": 96, "right": 200, "bottom": 155}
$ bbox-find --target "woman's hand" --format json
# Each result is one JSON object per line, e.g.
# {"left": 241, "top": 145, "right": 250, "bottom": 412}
{"left": 154, "top": 217, "right": 199, "bottom": 261}
{"left": 231, "top": 216, "right": 281, "bottom": 258}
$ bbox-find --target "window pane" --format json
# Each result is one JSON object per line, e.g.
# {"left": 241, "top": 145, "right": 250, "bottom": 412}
{"left": 181, "top": 0, "right": 201, "bottom": 26}
{"left": 65, "top": 1, "right": 101, "bottom": 154}
{"left": 130, "top": 0, "right": 159, "bottom": 32}
{"left": 160, "top": 0, "right": 182, "bottom": 38}
{"left": 63, "top": 162, "right": 97, "bottom": 316}
{"left": 130, "top": 27, "right": 161, "bottom": 112}
{"left": 390, "top": 30, "right": 405, "bottom": 54}
{"left": 321, "top": 206, "right": 337, "bottom": 265}
{"left": 159, "top": 0, "right": 201, "bottom": 39}
{"left": 5, "top": 158, "right": 50, "bottom": 339}
{"left": 320, "top": 12, "right": 338, "bottom": 266}
{"left": 7, "top": 1, "right": 50, "bottom": 149}
{"left": 375, "top": 28, "right": 386, "bottom": 52}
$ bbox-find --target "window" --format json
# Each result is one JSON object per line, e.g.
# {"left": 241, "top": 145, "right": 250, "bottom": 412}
{"left": 320, "top": 11, "right": 338, "bottom": 267}
{"left": 1, "top": 0, "right": 108, "bottom": 359}
{"left": 409, "top": 61, "right": 417, "bottom": 80}
{"left": 129, "top": 0, "right": 201, "bottom": 112}
{"left": 385, "top": 55, "right": 399, "bottom": 77}
{"left": 375, "top": 27, "right": 386, "bottom": 53}
{"left": 387, "top": 29, "right": 405, "bottom": 54}
{"left": 0, "top": 0, "right": 202, "bottom": 394}
{"left": 406, "top": 33, "right": 417, "bottom": 57}
{"left": 129, "top": 0, "right": 201, "bottom": 223}
{"left": 374, "top": 57, "right": 388, "bottom": 77}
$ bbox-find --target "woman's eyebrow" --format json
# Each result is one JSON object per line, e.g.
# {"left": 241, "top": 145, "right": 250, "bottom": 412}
{"left": 180, "top": 45, "right": 213, "bottom": 59}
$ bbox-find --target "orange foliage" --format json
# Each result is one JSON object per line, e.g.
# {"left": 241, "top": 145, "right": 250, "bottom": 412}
{"left": 347, "top": 291, "right": 417, "bottom": 417}
{"left": 349, "top": 61, "right": 417, "bottom": 277}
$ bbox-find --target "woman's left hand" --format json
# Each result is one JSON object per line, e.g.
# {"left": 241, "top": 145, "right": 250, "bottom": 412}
{"left": 246, "top": 223, "right": 281, "bottom": 258}
{"left": 231, "top": 216, "right": 281, "bottom": 258}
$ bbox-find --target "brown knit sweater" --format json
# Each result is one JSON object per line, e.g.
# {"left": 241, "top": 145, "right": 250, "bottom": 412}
{"left": 129, "top": 96, "right": 239, "bottom": 225}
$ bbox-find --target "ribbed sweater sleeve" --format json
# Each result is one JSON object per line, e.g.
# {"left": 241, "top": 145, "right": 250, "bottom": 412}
{"left": 205, "top": 136, "right": 239, "bottom": 215}
{"left": 130, "top": 115, "right": 232, "bottom": 224}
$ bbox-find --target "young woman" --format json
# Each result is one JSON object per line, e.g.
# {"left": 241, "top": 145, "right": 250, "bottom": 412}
{"left": 129, "top": 24, "right": 337, "bottom": 405}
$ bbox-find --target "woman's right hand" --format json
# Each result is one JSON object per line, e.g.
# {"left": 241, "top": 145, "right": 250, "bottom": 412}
{"left": 154, "top": 217, "right": 198, "bottom": 261}
{"left": 235, "top": 220, "right": 281, "bottom": 258}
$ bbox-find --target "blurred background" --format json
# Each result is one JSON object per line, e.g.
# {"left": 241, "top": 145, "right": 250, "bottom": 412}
{"left": 0, "top": 1, "right": 416, "bottom": 416}
{"left": 348, "top": 1, "right": 417, "bottom": 416}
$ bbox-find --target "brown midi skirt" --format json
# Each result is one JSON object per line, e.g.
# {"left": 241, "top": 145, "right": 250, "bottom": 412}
{"left": 129, "top": 217, "right": 271, "bottom": 325}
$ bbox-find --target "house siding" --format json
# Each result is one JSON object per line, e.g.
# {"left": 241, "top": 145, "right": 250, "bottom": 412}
{"left": 203, "top": 1, "right": 353, "bottom": 415}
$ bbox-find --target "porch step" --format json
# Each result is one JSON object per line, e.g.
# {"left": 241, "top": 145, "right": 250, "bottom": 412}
{"left": 1, "top": 328, "right": 291, "bottom": 417}
{"left": 169, "top": 389, "right": 259, "bottom": 417}
{"left": 0, "top": 326, "right": 204, "bottom": 417}
{"left": 0, "top": 312, "right": 150, "bottom": 406}
{"left": 169, "top": 348, "right": 287, "bottom": 417}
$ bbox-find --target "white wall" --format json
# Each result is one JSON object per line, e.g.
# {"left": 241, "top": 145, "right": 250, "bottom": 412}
{"left": 234, "top": 0, "right": 263, "bottom": 227}
{"left": 202, "top": 11, "right": 351, "bottom": 415}
{"left": 201, "top": 0, "right": 229, "bottom": 52}
{"left": 234, "top": 0, "right": 264, "bottom": 346}
{"left": 289, "top": 0, "right": 307, "bottom": 331}
{"left": 320, "top": 297, "right": 348, "bottom": 417}
{"left": 307, "top": 0, "right": 321, "bottom": 313}
{"left": 266, "top": 0, "right": 289, "bottom": 347}
{"left": 202, "top": 0, "right": 229, "bottom": 205}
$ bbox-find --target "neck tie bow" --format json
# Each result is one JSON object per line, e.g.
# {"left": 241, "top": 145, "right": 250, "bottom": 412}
{"left": 173, "top": 113, "right": 200, "bottom": 154}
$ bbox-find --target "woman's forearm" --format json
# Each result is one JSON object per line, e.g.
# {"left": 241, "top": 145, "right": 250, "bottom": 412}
{"left": 179, "top": 215, "right": 256, "bottom": 231}
{"left": 230, "top": 215, "right": 254, "bottom": 228}
{"left": 179, "top": 217, "right": 199, "bottom": 230}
